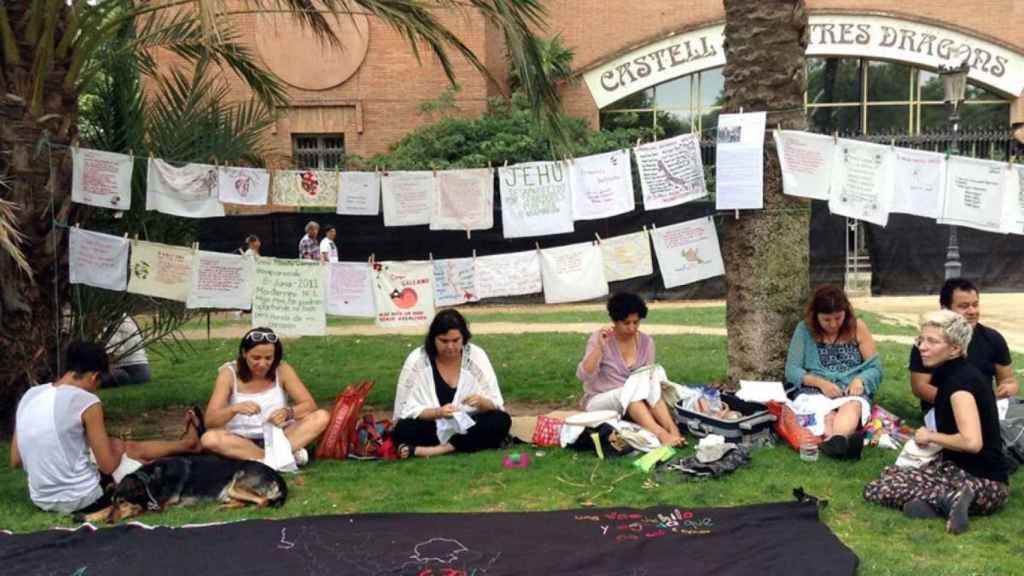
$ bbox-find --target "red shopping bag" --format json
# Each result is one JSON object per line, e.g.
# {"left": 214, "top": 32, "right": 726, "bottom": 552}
{"left": 316, "top": 381, "right": 374, "bottom": 460}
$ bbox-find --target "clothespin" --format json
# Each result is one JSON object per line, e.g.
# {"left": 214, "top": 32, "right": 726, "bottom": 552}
{"left": 594, "top": 232, "right": 602, "bottom": 244}
{"left": 487, "top": 160, "right": 492, "bottom": 169}
{"left": 636, "top": 137, "right": 642, "bottom": 148}
{"left": 642, "top": 224, "right": 649, "bottom": 236}
{"left": 133, "top": 233, "right": 139, "bottom": 240}
{"left": 74, "top": 222, "right": 80, "bottom": 228}
{"left": 465, "top": 229, "right": 472, "bottom": 240}
{"left": 833, "top": 130, "right": 838, "bottom": 144}
{"left": 734, "top": 209, "right": 740, "bottom": 220}
{"left": 534, "top": 242, "right": 541, "bottom": 252}
{"left": 192, "top": 241, "right": 199, "bottom": 252}
{"left": 739, "top": 106, "right": 744, "bottom": 114}
{"left": 127, "top": 148, "right": 132, "bottom": 158}
{"left": 429, "top": 252, "right": 434, "bottom": 263}
{"left": 122, "top": 232, "right": 128, "bottom": 239}
{"left": 503, "top": 159, "right": 509, "bottom": 167}
{"left": 472, "top": 249, "right": 477, "bottom": 260}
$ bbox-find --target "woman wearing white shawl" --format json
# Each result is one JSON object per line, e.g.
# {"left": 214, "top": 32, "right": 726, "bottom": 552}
{"left": 392, "top": 310, "right": 511, "bottom": 458}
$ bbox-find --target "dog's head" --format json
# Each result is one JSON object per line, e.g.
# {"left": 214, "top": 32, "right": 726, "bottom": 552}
{"left": 104, "top": 465, "right": 170, "bottom": 523}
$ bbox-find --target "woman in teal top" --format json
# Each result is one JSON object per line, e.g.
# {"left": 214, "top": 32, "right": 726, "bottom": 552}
{"left": 785, "top": 285, "right": 882, "bottom": 460}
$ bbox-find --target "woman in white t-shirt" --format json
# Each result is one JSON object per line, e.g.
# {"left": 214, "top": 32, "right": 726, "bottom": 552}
{"left": 200, "top": 327, "right": 329, "bottom": 466}
{"left": 10, "top": 342, "right": 201, "bottom": 515}
{"left": 318, "top": 225, "right": 338, "bottom": 263}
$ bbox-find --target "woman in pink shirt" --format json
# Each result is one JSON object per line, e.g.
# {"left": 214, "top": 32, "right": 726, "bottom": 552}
{"left": 576, "top": 293, "right": 684, "bottom": 447}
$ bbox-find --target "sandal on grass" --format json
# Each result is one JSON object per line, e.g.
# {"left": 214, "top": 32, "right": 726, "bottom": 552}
{"left": 184, "top": 405, "right": 206, "bottom": 439}
{"left": 396, "top": 443, "right": 415, "bottom": 460}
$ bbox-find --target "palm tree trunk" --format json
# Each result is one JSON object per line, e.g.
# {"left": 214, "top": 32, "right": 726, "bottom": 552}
{"left": 720, "top": 0, "right": 810, "bottom": 383}
{"left": 0, "top": 1, "right": 77, "bottom": 431}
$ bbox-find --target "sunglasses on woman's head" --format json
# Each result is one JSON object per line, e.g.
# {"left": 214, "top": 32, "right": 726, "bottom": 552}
{"left": 245, "top": 331, "right": 279, "bottom": 343}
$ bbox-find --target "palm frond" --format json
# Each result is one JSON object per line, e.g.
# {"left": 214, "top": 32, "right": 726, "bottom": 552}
{"left": 0, "top": 193, "right": 33, "bottom": 281}
{"left": 0, "top": 5, "right": 20, "bottom": 66}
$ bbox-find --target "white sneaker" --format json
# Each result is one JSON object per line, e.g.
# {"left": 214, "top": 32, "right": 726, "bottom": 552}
{"left": 293, "top": 448, "right": 309, "bottom": 467}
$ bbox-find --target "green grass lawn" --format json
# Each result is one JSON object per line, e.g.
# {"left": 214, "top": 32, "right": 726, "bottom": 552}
{"left": 1, "top": 313, "right": 1020, "bottom": 575}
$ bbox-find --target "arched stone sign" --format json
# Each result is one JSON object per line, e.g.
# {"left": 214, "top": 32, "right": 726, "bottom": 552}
{"left": 583, "top": 13, "right": 1024, "bottom": 109}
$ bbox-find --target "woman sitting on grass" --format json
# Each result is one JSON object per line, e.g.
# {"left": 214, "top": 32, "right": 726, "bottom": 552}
{"left": 576, "top": 292, "right": 684, "bottom": 448}
{"left": 392, "top": 309, "right": 511, "bottom": 458}
{"left": 864, "top": 310, "right": 1009, "bottom": 534}
{"left": 200, "top": 327, "right": 329, "bottom": 468}
{"left": 785, "top": 284, "right": 881, "bottom": 460}
{"left": 10, "top": 341, "right": 201, "bottom": 516}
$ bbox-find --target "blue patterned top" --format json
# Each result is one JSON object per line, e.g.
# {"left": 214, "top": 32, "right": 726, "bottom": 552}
{"left": 816, "top": 341, "right": 863, "bottom": 374}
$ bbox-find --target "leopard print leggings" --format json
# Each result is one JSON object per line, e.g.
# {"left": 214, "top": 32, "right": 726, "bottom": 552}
{"left": 863, "top": 460, "right": 1009, "bottom": 515}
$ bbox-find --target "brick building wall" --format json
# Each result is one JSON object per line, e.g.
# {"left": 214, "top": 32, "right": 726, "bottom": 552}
{"left": 153, "top": 1, "right": 1024, "bottom": 163}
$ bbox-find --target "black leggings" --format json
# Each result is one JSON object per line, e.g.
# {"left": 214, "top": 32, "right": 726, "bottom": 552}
{"left": 392, "top": 410, "right": 511, "bottom": 453}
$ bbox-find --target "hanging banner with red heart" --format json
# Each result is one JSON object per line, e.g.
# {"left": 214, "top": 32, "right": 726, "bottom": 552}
{"left": 373, "top": 260, "right": 435, "bottom": 329}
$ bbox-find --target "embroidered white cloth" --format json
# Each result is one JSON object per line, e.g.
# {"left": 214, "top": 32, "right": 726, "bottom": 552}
{"left": 71, "top": 147, "right": 134, "bottom": 210}
{"left": 146, "top": 159, "right": 224, "bottom": 218}
{"left": 271, "top": 169, "right": 339, "bottom": 208}
{"left": 600, "top": 230, "right": 653, "bottom": 282}
{"left": 393, "top": 344, "right": 504, "bottom": 425}
{"left": 650, "top": 217, "right": 725, "bottom": 288}
{"left": 938, "top": 156, "right": 1007, "bottom": 233}
{"left": 431, "top": 168, "right": 494, "bottom": 231}
{"left": 337, "top": 171, "right": 381, "bottom": 216}
{"left": 790, "top": 394, "right": 870, "bottom": 437}
{"left": 436, "top": 412, "right": 477, "bottom": 445}
{"left": 381, "top": 171, "right": 435, "bottom": 227}
{"left": 539, "top": 242, "right": 608, "bottom": 304}
{"left": 326, "top": 262, "right": 376, "bottom": 318}
{"left": 69, "top": 228, "right": 130, "bottom": 291}
{"left": 252, "top": 258, "right": 327, "bottom": 336}
{"left": 498, "top": 161, "right": 574, "bottom": 238}
{"left": 569, "top": 150, "right": 635, "bottom": 220}
{"left": 633, "top": 133, "right": 707, "bottom": 211}
{"left": 126, "top": 239, "right": 193, "bottom": 302}
{"left": 473, "top": 250, "right": 542, "bottom": 299}
{"left": 828, "top": 139, "right": 893, "bottom": 227}
{"left": 261, "top": 423, "right": 297, "bottom": 473}
{"left": 890, "top": 148, "right": 945, "bottom": 219}
{"left": 433, "top": 257, "right": 480, "bottom": 307}
{"left": 217, "top": 166, "right": 269, "bottom": 206}
{"left": 373, "top": 260, "right": 435, "bottom": 328}
{"left": 186, "top": 250, "right": 254, "bottom": 310}
{"left": 773, "top": 130, "right": 835, "bottom": 200}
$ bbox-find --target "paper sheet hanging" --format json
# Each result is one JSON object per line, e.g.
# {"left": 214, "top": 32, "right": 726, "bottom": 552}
{"left": 938, "top": 156, "right": 1007, "bottom": 233}
{"left": 773, "top": 130, "right": 835, "bottom": 200}
{"left": 889, "top": 148, "right": 945, "bottom": 219}
{"left": 715, "top": 112, "right": 766, "bottom": 210}
{"left": 433, "top": 257, "right": 480, "bottom": 307}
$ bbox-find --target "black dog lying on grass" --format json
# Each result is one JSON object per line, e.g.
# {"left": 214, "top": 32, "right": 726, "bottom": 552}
{"left": 81, "top": 454, "right": 288, "bottom": 524}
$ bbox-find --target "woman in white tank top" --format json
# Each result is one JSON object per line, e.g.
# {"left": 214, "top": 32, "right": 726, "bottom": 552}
{"left": 201, "top": 327, "right": 329, "bottom": 466}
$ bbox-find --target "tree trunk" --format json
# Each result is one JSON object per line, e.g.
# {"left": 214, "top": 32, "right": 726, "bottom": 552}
{"left": 720, "top": 0, "right": 810, "bottom": 383}
{"left": 0, "top": 2, "right": 78, "bottom": 432}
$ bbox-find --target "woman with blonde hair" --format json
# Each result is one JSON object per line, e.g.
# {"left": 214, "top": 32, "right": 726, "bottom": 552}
{"left": 864, "top": 310, "right": 1009, "bottom": 534}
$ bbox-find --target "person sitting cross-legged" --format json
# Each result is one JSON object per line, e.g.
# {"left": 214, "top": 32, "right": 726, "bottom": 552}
{"left": 785, "top": 284, "right": 882, "bottom": 460}
{"left": 391, "top": 309, "right": 511, "bottom": 458}
{"left": 576, "top": 292, "right": 684, "bottom": 448}
{"left": 200, "top": 327, "right": 329, "bottom": 468}
{"left": 10, "top": 341, "right": 201, "bottom": 516}
{"left": 864, "top": 310, "right": 1009, "bottom": 534}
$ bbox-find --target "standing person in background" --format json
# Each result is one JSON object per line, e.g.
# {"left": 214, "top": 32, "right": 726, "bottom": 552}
{"left": 101, "top": 315, "right": 151, "bottom": 388}
{"left": 319, "top": 226, "right": 338, "bottom": 263}
{"left": 298, "top": 221, "right": 320, "bottom": 261}
{"left": 243, "top": 235, "right": 261, "bottom": 257}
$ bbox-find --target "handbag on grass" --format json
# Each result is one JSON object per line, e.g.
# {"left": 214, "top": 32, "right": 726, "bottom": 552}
{"left": 316, "top": 380, "right": 373, "bottom": 460}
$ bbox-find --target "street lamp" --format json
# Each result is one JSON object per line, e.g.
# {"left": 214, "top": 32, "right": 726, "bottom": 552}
{"left": 938, "top": 59, "right": 970, "bottom": 280}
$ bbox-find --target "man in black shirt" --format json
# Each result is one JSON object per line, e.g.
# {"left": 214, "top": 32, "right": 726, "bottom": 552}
{"left": 909, "top": 278, "right": 1018, "bottom": 413}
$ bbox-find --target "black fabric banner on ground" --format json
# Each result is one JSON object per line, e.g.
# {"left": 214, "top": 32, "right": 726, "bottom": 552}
{"left": 0, "top": 501, "right": 857, "bottom": 575}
